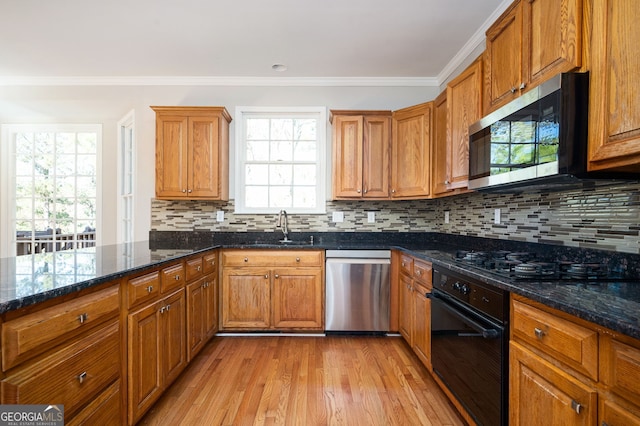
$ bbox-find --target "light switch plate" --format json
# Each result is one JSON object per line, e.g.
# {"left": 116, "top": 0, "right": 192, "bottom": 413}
{"left": 367, "top": 212, "right": 375, "bottom": 223}
{"left": 216, "top": 211, "right": 224, "bottom": 222}
{"left": 494, "top": 208, "right": 501, "bottom": 224}
{"left": 444, "top": 211, "right": 450, "bottom": 224}
{"left": 332, "top": 211, "right": 344, "bottom": 223}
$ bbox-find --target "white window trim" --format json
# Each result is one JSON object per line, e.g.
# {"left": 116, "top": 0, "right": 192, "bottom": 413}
{"left": 117, "top": 110, "right": 135, "bottom": 244}
{"left": 234, "top": 106, "right": 327, "bottom": 214}
{"left": 0, "top": 123, "right": 102, "bottom": 257}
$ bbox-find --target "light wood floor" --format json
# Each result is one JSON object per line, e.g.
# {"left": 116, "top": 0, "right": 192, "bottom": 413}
{"left": 139, "top": 335, "right": 465, "bottom": 426}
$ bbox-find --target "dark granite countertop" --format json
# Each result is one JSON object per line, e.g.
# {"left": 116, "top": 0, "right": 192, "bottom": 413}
{"left": 2, "top": 232, "right": 639, "bottom": 342}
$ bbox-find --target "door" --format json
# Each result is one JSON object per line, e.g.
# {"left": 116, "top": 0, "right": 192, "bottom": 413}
{"left": 222, "top": 268, "right": 271, "bottom": 329}
{"left": 189, "top": 115, "right": 221, "bottom": 198}
{"left": 187, "top": 278, "right": 206, "bottom": 360}
{"left": 272, "top": 267, "right": 323, "bottom": 329}
{"left": 413, "top": 284, "right": 431, "bottom": 369}
{"left": 162, "top": 289, "right": 187, "bottom": 387}
{"left": 398, "top": 273, "right": 413, "bottom": 343}
{"left": 155, "top": 114, "right": 188, "bottom": 197}
{"left": 362, "top": 116, "right": 390, "bottom": 198}
{"left": 332, "top": 115, "right": 364, "bottom": 198}
{"left": 204, "top": 272, "right": 218, "bottom": 337}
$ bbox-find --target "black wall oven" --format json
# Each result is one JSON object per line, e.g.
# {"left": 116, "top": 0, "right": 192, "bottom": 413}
{"left": 430, "top": 265, "right": 509, "bottom": 426}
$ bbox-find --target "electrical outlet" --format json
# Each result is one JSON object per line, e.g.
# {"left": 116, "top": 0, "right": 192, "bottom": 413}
{"left": 494, "top": 208, "right": 501, "bottom": 224}
{"left": 332, "top": 211, "right": 344, "bottom": 223}
{"left": 216, "top": 211, "right": 224, "bottom": 222}
{"left": 444, "top": 211, "right": 450, "bottom": 224}
{"left": 367, "top": 212, "right": 375, "bottom": 223}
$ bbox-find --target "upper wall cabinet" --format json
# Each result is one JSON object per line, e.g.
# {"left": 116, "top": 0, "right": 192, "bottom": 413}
{"left": 152, "top": 106, "right": 232, "bottom": 200}
{"left": 330, "top": 110, "right": 392, "bottom": 199}
{"left": 484, "top": 0, "right": 582, "bottom": 112}
{"left": 588, "top": 0, "right": 640, "bottom": 172}
{"left": 391, "top": 102, "right": 432, "bottom": 199}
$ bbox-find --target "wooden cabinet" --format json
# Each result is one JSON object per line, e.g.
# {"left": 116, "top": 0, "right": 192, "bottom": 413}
{"left": 126, "top": 261, "right": 187, "bottom": 425}
{"left": 485, "top": 0, "right": 582, "bottom": 112}
{"left": 431, "top": 90, "right": 450, "bottom": 197}
{"left": 391, "top": 103, "right": 432, "bottom": 199}
{"left": 588, "top": 0, "right": 640, "bottom": 172}
{"left": 444, "top": 56, "right": 483, "bottom": 192}
{"left": 1, "top": 285, "right": 121, "bottom": 424}
{"left": 510, "top": 341, "right": 597, "bottom": 425}
{"left": 186, "top": 251, "right": 218, "bottom": 361}
{"left": 396, "top": 252, "right": 432, "bottom": 370}
{"left": 221, "top": 250, "right": 324, "bottom": 331}
{"left": 152, "top": 106, "right": 231, "bottom": 200}
{"left": 510, "top": 295, "right": 640, "bottom": 425}
{"left": 330, "top": 110, "right": 392, "bottom": 199}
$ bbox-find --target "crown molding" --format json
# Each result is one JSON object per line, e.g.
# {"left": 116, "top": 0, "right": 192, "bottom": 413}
{"left": 437, "top": 0, "right": 513, "bottom": 86}
{"left": 0, "top": 75, "right": 439, "bottom": 87}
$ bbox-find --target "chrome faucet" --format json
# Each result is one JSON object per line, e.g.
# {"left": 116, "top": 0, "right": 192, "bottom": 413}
{"left": 276, "top": 210, "right": 290, "bottom": 242}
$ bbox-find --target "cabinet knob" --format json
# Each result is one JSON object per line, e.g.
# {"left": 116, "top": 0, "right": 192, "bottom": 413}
{"left": 160, "top": 306, "right": 166, "bottom": 314}
{"left": 296, "top": 257, "right": 300, "bottom": 262}
{"left": 275, "top": 274, "right": 279, "bottom": 279}
{"left": 534, "top": 327, "right": 545, "bottom": 339}
{"left": 401, "top": 262, "right": 405, "bottom": 267}
{"left": 363, "top": 188, "right": 368, "bottom": 194}
{"left": 77, "top": 371, "right": 87, "bottom": 384}
{"left": 357, "top": 189, "right": 361, "bottom": 193}
{"left": 391, "top": 189, "right": 396, "bottom": 193}
{"left": 520, "top": 82, "right": 526, "bottom": 90}
{"left": 571, "top": 400, "right": 583, "bottom": 414}
{"left": 166, "top": 304, "right": 171, "bottom": 311}
{"left": 197, "top": 266, "right": 201, "bottom": 271}
{"left": 264, "top": 274, "right": 269, "bottom": 279}
{"left": 188, "top": 189, "right": 192, "bottom": 193}
{"left": 147, "top": 285, "right": 154, "bottom": 293}
{"left": 175, "top": 275, "right": 180, "bottom": 280}
{"left": 510, "top": 87, "right": 517, "bottom": 93}
{"left": 416, "top": 270, "right": 421, "bottom": 276}
{"left": 78, "top": 313, "right": 88, "bottom": 324}
{"left": 244, "top": 257, "right": 249, "bottom": 262}
{"left": 444, "top": 180, "right": 450, "bottom": 185}
{"left": 182, "top": 189, "right": 187, "bottom": 193}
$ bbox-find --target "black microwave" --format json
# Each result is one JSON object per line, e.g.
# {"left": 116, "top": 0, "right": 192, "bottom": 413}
{"left": 468, "top": 72, "right": 634, "bottom": 192}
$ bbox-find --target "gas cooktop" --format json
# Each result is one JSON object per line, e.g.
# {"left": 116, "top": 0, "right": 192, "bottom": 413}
{"left": 453, "top": 250, "right": 635, "bottom": 282}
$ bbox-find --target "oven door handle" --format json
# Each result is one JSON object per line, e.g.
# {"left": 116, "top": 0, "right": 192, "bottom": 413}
{"left": 429, "top": 292, "right": 499, "bottom": 339}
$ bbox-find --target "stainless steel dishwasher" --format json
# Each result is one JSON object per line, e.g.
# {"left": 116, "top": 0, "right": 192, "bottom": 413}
{"left": 325, "top": 249, "right": 391, "bottom": 333}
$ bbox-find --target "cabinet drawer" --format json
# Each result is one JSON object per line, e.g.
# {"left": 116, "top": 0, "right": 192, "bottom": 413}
{"left": 161, "top": 263, "right": 185, "bottom": 293}
{"left": 512, "top": 299, "right": 598, "bottom": 380}
{"left": 202, "top": 252, "right": 217, "bottom": 274}
{"left": 222, "top": 250, "right": 323, "bottom": 267}
{"left": 1, "top": 321, "right": 120, "bottom": 419}
{"left": 413, "top": 259, "right": 432, "bottom": 288}
{"left": 399, "top": 254, "right": 413, "bottom": 276}
{"left": 186, "top": 257, "right": 204, "bottom": 282}
{"left": 2, "top": 285, "right": 119, "bottom": 371}
{"left": 601, "top": 336, "right": 640, "bottom": 407}
{"left": 68, "top": 379, "right": 121, "bottom": 426}
{"left": 128, "top": 271, "right": 160, "bottom": 309}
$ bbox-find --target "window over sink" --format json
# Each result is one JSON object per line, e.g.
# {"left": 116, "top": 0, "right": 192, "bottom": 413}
{"left": 234, "top": 107, "right": 327, "bottom": 214}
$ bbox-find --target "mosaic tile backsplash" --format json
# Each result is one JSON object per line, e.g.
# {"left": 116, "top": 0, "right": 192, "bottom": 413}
{"left": 150, "top": 181, "right": 640, "bottom": 254}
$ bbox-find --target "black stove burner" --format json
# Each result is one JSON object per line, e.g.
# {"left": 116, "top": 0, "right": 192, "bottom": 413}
{"left": 454, "top": 250, "right": 622, "bottom": 281}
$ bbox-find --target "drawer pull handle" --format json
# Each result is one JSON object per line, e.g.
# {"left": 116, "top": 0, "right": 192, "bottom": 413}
{"left": 78, "top": 313, "right": 88, "bottom": 324}
{"left": 78, "top": 371, "right": 87, "bottom": 384}
{"left": 571, "top": 400, "right": 583, "bottom": 414}
{"left": 296, "top": 257, "right": 300, "bottom": 262}
{"left": 534, "top": 328, "right": 545, "bottom": 339}
{"left": 147, "top": 285, "right": 154, "bottom": 293}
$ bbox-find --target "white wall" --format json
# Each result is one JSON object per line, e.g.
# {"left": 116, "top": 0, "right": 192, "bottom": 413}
{"left": 0, "top": 84, "right": 439, "bottom": 244}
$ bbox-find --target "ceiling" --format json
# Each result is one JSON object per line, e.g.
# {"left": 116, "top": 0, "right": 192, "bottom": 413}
{"left": 0, "top": 0, "right": 509, "bottom": 86}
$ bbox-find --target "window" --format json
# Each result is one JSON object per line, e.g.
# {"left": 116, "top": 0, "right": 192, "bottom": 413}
{"left": 1, "top": 124, "right": 101, "bottom": 257}
{"left": 235, "top": 107, "right": 326, "bottom": 214}
{"left": 118, "top": 111, "right": 135, "bottom": 244}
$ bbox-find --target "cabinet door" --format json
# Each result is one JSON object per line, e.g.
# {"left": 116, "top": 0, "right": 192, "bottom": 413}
{"left": 391, "top": 103, "right": 432, "bottom": 199}
{"left": 161, "top": 289, "right": 187, "bottom": 387}
{"left": 332, "top": 115, "right": 364, "bottom": 198}
{"left": 413, "top": 284, "right": 431, "bottom": 370}
{"left": 431, "top": 90, "right": 450, "bottom": 196}
{"left": 128, "top": 301, "right": 162, "bottom": 424}
{"left": 522, "top": 0, "right": 582, "bottom": 90}
{"left": 272, "top": 268, "right": 323, "bottom": 329}
{"left": 222, "top": 268, "right": 271, "bottom": 329}
{"left": 189, "top": 115, "right": 221, "bottom": 198}
{"left": 510, "top": 342, "right": 597, "bottom": 426}
{"left": 155, "top": 114, "right": 188, "bottom": 198}
{"left": 485, "top": 1, "right": 523, "bottom": 112}
{"left": 600, "top": 397, "right": 640, "bottom": 426}
{"left": 186, "top": 278, "right": 206, "bottom": 361}
{"left": 588, "top": 0, "right": 640, "bottom": 172}
{"left": 204, "top": 272, "right": 218, "bottom": 337}
{"left": 362, "top": 116, "right": 390, "bottom": 198}
{"left": 446, "top": 57, "right": 483, "bottom": 191}
{"left": 398, "top": 273, "right": 413, "bottom": 344}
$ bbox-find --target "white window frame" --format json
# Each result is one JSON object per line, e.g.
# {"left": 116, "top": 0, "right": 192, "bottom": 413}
{"left": 0, "top": 123, "right": 102, "bottom": 257}
{"left": 117, "top": 110, "right": 135, "bottom": 245}
{"left": 234, "top": 106, "right": 327, "bottom": 214}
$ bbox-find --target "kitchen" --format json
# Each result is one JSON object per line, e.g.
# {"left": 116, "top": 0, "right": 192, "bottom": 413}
{"left": 1, "top": 0, "right": 640, "bottom": 425}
